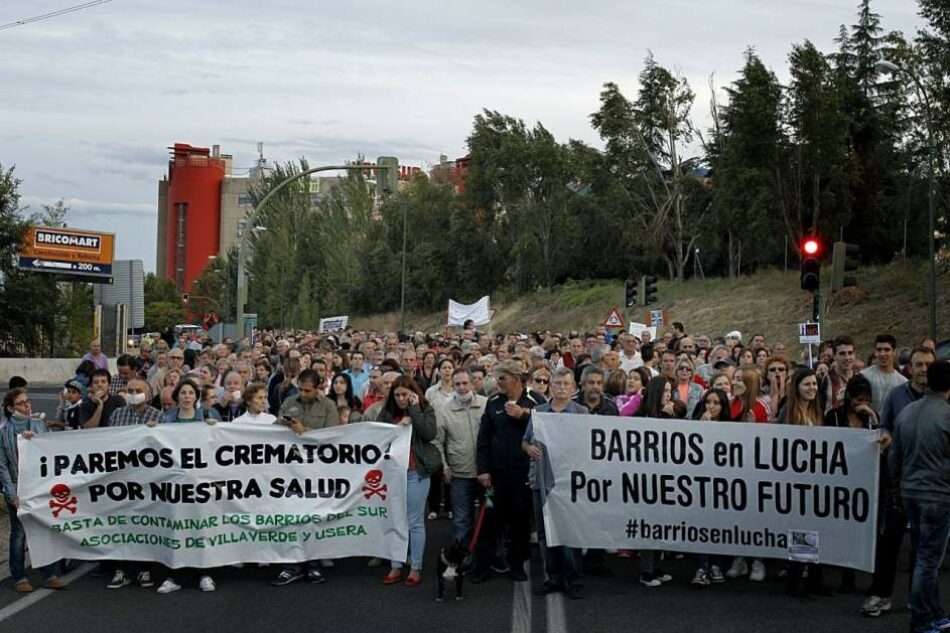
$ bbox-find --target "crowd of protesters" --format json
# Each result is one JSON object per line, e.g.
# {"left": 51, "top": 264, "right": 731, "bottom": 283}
{"left": 1, "top": 324, "right": 948, "bottom": 632}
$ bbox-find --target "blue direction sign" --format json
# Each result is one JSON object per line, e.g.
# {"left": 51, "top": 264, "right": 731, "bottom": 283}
{"left": 18, "top": 257, "right": 113, "bottom": 278}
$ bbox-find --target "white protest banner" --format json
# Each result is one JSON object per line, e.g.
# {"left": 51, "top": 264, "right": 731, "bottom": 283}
{"left": 533, "top": 413, "right": 879, "bottom": 571}
{"left": 17, "top": 422, "right": 410, "bottom": 568}
{"left": 447, "top": 296, "right": 491, "bottom": 327}
{"left": 318, "top": 315, "right": 349, "bottom": 332}
{"left": 627, "top": 322, "right": 657, "bottom": 341}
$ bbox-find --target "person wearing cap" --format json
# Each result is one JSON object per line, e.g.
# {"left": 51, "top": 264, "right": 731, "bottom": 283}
{"left": 471, "top": 360, "right": 546, "bottom": 584}
{"left": 889, "top": 360, "right": 950, "bottom": 633}
{"left": 52, "top": 379, "right": 86, "bottom": 431}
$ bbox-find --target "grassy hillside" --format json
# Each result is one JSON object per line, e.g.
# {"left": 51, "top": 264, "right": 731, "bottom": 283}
{"left": 350, "top": 259, "right": 947, "bottom": 353}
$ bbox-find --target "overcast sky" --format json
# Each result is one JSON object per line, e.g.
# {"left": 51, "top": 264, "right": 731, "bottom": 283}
{"left": 2, "top": 0, "right": 924, "bottom": 272}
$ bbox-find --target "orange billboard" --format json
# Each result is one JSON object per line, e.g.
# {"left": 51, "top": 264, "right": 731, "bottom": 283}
{"left": 19, "top": 226, "right": 115, "bottom": 279}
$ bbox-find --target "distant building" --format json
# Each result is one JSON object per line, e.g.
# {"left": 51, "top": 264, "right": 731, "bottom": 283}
{"left": 155, "top": 142, "right": 427, "bottom": 292}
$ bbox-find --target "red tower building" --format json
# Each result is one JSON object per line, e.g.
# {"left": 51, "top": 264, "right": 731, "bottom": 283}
{"left": 163, "top": 143, "right": 225, "bottom": 292}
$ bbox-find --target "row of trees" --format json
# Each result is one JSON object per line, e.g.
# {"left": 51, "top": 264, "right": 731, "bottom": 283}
{"left": 0, "top": 167, "right": 94, "bottom": 356}
{"left": 191, "top": 1, "right": 947, "bottom": 329}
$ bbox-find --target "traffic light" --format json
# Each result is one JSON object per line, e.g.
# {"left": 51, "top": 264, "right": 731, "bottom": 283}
{"left": 376, "top": 156, "right": 399, "bottom": 195}
{"left": 831, "top": 241, "right": 860, "bottom": 293}
{"left": 642, "top": 275, "right": 658, "bottom": 306}
{"left": 625, "top": 278, "right": 639, "bottom": 308}
{"left": 800, "top": 236, "right": 821, "bottom": 293}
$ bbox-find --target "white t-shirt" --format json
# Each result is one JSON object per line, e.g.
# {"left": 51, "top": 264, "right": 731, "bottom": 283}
{"left": 620, "top": 351, "right": 643, "bottom": 373}
{"left": 860, "top": 365, "right": 908, "bottom": 415}
{"left": 232, "top": 411, "right": 278, "bottom": 425}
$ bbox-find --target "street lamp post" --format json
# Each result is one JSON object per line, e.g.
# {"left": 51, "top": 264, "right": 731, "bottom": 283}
{"left": 876, "top": 60, "right": 939, "bottom": 341}
{"left": 235, "top": 164, "right": 388, "bottom": 331}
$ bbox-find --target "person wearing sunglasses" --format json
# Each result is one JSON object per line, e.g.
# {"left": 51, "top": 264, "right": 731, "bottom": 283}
{"left": 529, "top": 366, "right": 552, "bottom": 398}
{"left": 673, "top": 358, "right": 703, "bottom": 418}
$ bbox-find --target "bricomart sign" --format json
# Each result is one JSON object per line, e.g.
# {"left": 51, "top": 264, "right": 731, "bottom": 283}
{"left": 19, "top": 227, "right": 115, "bottom": 280}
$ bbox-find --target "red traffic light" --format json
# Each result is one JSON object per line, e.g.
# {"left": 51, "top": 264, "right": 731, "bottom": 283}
{"left": 802, "top": 238, "right": 820, "bottom": 256}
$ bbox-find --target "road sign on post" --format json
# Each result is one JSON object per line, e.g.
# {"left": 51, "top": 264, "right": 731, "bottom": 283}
{"left": 18, "top": 226, "right": 115, "bottom": 282}
{"left": 602, "top": 307, "right": 625, "bottom": 329}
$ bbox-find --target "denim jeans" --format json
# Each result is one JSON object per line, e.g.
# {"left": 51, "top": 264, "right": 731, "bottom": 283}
{"left": 7, "top": 500, "right": 59, "bottom": 584}
{"left": 392, "top": 470, "right": 430, "bottom": 571}
{"left": 449, "top": 477, "right": 478, "bottom": 545}
{"left": 904, "top": 497, "right": 950, "bottom": 631}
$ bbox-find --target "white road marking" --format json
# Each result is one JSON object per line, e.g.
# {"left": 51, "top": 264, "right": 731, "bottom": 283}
{"left": 546, "top": 591, "right": 568, "bottom": 633}
{"left": 0, "top": 562, "right": 94, "bottom": 623}
{"left": 511, "top": 572, "right": 532, "bottom": 633}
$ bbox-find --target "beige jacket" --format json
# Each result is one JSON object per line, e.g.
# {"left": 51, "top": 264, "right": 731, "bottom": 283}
{"left": 434, "top": 393, "right": 487, "bottom": 478}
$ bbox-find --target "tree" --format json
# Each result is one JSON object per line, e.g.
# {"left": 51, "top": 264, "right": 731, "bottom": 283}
{"left": 145, "top": 301, "right": 184, "bottom": 333}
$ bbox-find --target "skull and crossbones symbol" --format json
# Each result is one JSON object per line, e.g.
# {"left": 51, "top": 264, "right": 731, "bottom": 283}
{"left": 49, "top": 483, "right": 77, "bottom": 517}
{"left": 361, "top": 469, "right": 387, "bottom": 500}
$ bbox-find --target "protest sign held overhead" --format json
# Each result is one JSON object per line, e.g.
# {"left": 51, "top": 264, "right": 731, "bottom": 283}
{"left": 532, "top": 412, "right": 880, "bottom": 571}
{"left": 16, "top": 423, "right": 411, "bottom": 569}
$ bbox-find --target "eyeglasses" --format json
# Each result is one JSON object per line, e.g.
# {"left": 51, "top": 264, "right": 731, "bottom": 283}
{"left": 768, "top": 367, "right": 786, "bottom": 373}
{"left": 532, "top": 378, "right": 550, "bottom": 385}
{"left": 14, "top": 399, "right": 30, "bottom": 406}
{"left": 677, "top": 366, "right": 692, "bottom": 371}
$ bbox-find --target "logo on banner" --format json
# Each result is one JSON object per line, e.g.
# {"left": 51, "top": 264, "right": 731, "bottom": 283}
{"left": 361, "top": 469, "right": 388, "bottom": 500}
{"left": 49, "top": 483, "right": 78, "bottom": 517}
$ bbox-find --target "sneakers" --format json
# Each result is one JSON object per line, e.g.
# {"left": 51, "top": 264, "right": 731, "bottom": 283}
{"left": 156, "top": 578, "right": 181, "bottom": 594}
{"left": 491, "top": 559, "right": 510, "bottom": 574}
{"left": 691, "top": 568, "right": 711, "bottom": 588}
{"left": 14, "top": 580, "right": 34, "bottom": 593}
{"left": 137, "top": 571, "right": 155, "bottom": 588}
{"left": 198, "top": 575, "right": 216, "bottom": 592}
{"left": 427, "top": 511, "right": 438, "bottom": 520}
{"left": 749, "top": 560, "right": 766, "bottom": 582}
{"left": 306, "top": 569, "right": 326, "bottom": 584}
{"left": 930, "top": 616, "right": 950, "bottom": 630}
{"left": 710, "top": 565, "right": 725, "bottom": 584}
{"left": 107, "top": 570, "right": 131, "bottom": 589}
{"left": 726, "top": 557, "right": 748, "bottom": 578}
{"left": 43, "top": 578, "right": 65, "bottom": 590}
{"left": 655, "top": 570, "right": 673, "bottom": 583}
{"left": 639, "top": 573, "right": 662, "bottom": 588}
{"left": 271, "top": 570, "right": 303, "bottom": 587}
{"left": 861, "top": 595, "right": 890, "bottom": 617}
{"left": 320, "top": 559, "right": 334, "bottom": 569}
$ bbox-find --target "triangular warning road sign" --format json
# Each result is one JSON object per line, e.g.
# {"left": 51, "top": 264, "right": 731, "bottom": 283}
{"left": 602, "top": 307, "right": 625, "bottom": 329}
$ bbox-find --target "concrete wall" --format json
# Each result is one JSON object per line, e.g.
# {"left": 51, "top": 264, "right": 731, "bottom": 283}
{"left": 0, "top": 359, "right": 118, "bottom": 387}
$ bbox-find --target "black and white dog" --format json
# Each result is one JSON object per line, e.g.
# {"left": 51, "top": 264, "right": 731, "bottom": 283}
{"left": 436, "top": 540, "right": 470, "bottom": 601}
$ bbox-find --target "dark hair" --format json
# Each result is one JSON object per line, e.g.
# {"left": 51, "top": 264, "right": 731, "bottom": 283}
{"left": 3, "top": 387, "right": 27, "bottom": 415}
{"left": 692, "top": 388, "right": 733, "bottom": 421}
{"left": 640, "top": 343, "right": 655, "bottom": 363}
{"left": 383, "top": 375, "right": 428, "bottom": 416}
{"left": 331, "top": 372, "right": 362, "bottom": 410}
{"left": 604, "top": 370, "right": 627, "bottom": 397}
{"left": 116, "top": 354, "right": 134, "bottom": 368}
{"left": 184, "top": 348, "right": 198, "bottom": 369}
{"left": 833, "top": 335, "right": 855, "bottom": 352}
{"left": 910, "top": 346, "right": 937, "bottom": 364}
{"left": 843, "top": 374, "right": 873, "bottom": 411}
{"left": 672, "top": 322, "right": 685, "bottom": 333}
{"left": 297, "top": 368, "right": 322, "bottom": 388}
{"left": 928, "top": 361, "right": 950, "bottom": 392}
{"left": 874, "top": 333, "right": 897, "bottom": 349}
{"left": 172, "top": 378, "right": 201, "bottom": 403}
{"left": 90, "top": 368, "right": 112, "bottom": 384}
{"left": 636, "top": 376, "right": 672, "bottom": 418}
{"left": 7, "top": 376, "right": 27, "bottom": 390}
{"left": 74, "top": 360, "right": 97, "bottom": 379}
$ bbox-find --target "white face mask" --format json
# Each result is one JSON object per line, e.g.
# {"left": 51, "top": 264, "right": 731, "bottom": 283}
{"left": 230, "top": 390, "right": 242, "bottom": 402}
{"left": 126, "top": 393, "right": 147, "bottom": 406}
{"left": 456, "top": 390, "right": 474, "bottom": 404}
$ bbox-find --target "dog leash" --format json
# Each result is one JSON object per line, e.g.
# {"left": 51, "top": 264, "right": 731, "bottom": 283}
{"left": 467, "top": 486, "right": 494, "bottom": 551}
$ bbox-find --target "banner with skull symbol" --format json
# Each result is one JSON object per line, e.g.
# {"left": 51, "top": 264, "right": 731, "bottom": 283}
{"left": 16, "top": 422, "right": 412, "bottom": 568}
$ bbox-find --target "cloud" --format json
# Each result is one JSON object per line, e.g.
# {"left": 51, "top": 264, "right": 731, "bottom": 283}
{"left": 20, "top": 196, "right": 154, "bottom": 218}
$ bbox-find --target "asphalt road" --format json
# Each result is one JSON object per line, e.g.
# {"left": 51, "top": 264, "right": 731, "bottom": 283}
{"left": 0, "top": 387, "right": 938, "bottom": 632}
{"left": 0, "top": 514, "right": 934, "bottom": 633}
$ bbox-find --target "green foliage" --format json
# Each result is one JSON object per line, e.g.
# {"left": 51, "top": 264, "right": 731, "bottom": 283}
{"left": 145, "top": 301, "right": 184, "bottom": 332}
{"left": 145, "top": 272, "right": 179, "bottom": 305}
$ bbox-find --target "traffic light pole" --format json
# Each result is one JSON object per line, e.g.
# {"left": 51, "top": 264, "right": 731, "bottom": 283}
{"left": 235, "top": 164, "right": 390, "bottom": 329}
